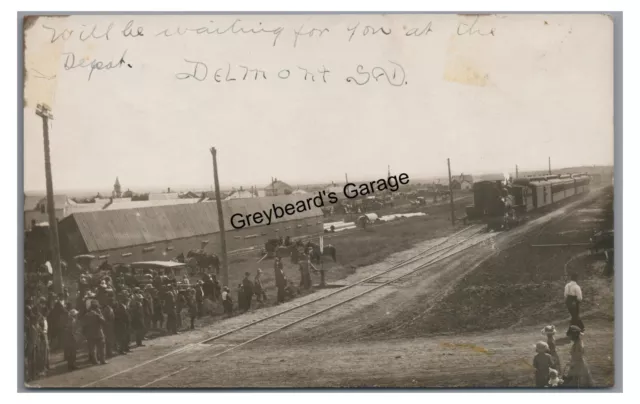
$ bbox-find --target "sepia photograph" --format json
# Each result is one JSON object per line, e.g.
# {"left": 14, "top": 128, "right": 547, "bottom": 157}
{"left": 20, "top": 12, "right": 617, "bottom": 389}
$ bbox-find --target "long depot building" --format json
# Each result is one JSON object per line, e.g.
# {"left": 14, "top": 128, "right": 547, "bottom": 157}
{"left": 58, "top": 195, "right": 324, "bottom": 264}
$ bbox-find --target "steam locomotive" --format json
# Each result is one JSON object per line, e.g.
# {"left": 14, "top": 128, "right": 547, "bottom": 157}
{"left": 465, "top": 173, "right": 591, "bottom": 230}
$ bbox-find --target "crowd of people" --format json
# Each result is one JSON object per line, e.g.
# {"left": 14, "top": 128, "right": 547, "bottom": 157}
{"left": 532, "top": 273, "right": 593, "bottom": 388}
{"left": 24, "top": 248, "right": 319, "bottom": 383}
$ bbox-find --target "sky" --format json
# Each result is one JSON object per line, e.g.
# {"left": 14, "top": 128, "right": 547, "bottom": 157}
{"left": 23, "top": 14, "right": 614, "bottom": 193}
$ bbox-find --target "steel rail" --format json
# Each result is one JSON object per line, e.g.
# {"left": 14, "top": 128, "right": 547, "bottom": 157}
{"left": 82, "top": 224, "right": 484, "bottom": 388}
{"left": 140, "top": 230, "right": 492, "bottom": 387}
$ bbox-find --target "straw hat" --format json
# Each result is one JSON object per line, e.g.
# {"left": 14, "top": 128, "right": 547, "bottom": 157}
{"left": 541, "top": 325, "right": 557, "bottom": 335}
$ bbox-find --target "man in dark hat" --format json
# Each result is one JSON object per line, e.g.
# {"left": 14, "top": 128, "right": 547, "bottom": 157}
{"left": 113, "top": 295, "right": 131, "bottom": 354}
{"left": 211, "top": 274, "right": 222, "bottom": 302}
{"left": 298, "top": 254, "right": 312, "bottom": 290}
{"left": 274, "top": 258, "right": 286, "bottom": 304}
{"left": 175, "top": 288, "right": 186, "bottom": 330}
{"left": 83, "top": 300, "right": 107, "bottom": 365}
{"left": 194, "top": 281, "right": 204, "bottom": 318}
{"left": 102, "top": 299, "right": 116, "bottom": 358}
{"left": 152, "top": 288, "right": 164, "bottom": 330}
{"left": 241, "top": 272, "right": 254, "bottom": 312}
{"left": 143, "top": 286, "right": 154, "bottom": 331}
{"left": 63, "top": 309, "right": 79, "bottom": 370}
{"left": 48, "top": 292, "right": 68, "bottom": 350}
{"left": 187, "top": 288, "right": 197, "bottom": 329}
{"left": 130, "top": 294, "right": 146, "bottom": 347}
{"left": 163, "top": 286, "right": 178, "bottom": 335}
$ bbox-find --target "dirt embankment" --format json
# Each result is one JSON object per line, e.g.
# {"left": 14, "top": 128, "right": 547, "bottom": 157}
{"left": 252, "top": 188, "right": 615, "bottom": 387}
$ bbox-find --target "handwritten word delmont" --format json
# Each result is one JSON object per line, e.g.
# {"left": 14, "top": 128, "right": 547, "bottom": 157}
{"left": 176, "top": 60, "right": 406, "bottom": 86}
{"left": 230, "top": 174, "right": 410, "bottom": 229}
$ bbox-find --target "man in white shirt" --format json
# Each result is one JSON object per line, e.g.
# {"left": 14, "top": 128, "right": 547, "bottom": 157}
{"left": 564, "top": 273, "right": 585, "bottom": 332}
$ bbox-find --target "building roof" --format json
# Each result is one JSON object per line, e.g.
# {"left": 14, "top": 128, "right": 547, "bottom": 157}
{"left": 148, "top": 193, "right": 180, "bottom": 200}
{"left": 459, "top": 174, "right": 474, "bottom": 183}
{"left": 62, "top": 195, "right": 323, "bottom": 253}
{"left": 263, "top": 180, "right": 292, "bottom": 190}
{"left": 224, "top": 190, "right": 256, "bottom": 200}
{"left": 24, "top": 195, "right": 43, "bottom": 211}
{"left": 25, "top": 195, "right": 69, "bottom": 211}
{"left": 291, "top": 189, "right": 308, "bottom": 195}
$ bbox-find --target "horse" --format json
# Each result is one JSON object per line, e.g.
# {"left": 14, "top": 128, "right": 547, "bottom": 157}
{"left": 264, "top": 239, "right": 280, "bottom": 256}
{"left": 304, "top": 241, "right": 337, "bottom": 264}
{"left": 187, "top": 249, "right": 220, "bottom": 274}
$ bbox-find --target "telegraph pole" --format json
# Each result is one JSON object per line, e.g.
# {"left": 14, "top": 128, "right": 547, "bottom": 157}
{"left": 210, "top": 147, "right": 229, "bottom": 287}
{"left": 36, "top": 103, "right": 63, "bottom": 294}
{"left": 548, "top": 157, "right": 551, "bottom": 175}
{"left": 516, "top": 164, "right": 519, "bottom": 179}
{"left": 447, "top": 158, "right": 455, "bottom": 226}
{"left": 345, "top": 173, "right": 349, "bottom": 184}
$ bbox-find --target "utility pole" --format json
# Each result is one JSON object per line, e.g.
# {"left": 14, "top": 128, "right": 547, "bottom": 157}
{"left": 516, "top": 164, "right": 519, "bottom": 178}
{"left": 36, "top": 103, "right": 63, "bottom": 294}
{"left": 447, "top": 158, "right": 455, "bottom": 226}
{"left": 388, "top": 165, "right": 391, "bottom": 178}
{"left": 345, "top": 173, "right": 349, "bottom": 184}
{"left": 210, "top": 147, "right": 229, "bottom": 287}
{"left": 548, "top": 157, "right": 551, "bottom": 175}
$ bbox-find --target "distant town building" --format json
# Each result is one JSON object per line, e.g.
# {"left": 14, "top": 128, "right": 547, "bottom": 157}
{"left": 264, "top": 178, "right": 293, "bottom": 196}
{"left": 24, "top": 194, "right": 70, "bottom": 231}
{"left": 112, "top": 177, "right": 122, "bottom": 198}
{"left": 459, "top": 174, "right": 474, "bottom": 190}
{"left": 149, "top": 191, "right": 180, "bottom": 200}
{"left": 179, "top": 191, "right": 201, "bottom": 199}
{"left": 224, "top": 187, "right": 257, "bottom": 200}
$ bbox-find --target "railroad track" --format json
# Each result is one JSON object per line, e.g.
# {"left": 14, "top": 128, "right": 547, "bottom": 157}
{"left": 81, "top": 224, "right": 493, "bottom": 388}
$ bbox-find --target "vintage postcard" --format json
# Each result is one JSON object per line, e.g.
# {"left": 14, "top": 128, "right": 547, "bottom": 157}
{"left": 22, "top": 13, "right": 615, "bottom": 389}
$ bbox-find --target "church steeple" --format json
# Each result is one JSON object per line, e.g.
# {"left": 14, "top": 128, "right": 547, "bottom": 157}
{"left": 113, "top": 177, "right": 122, "bottom": 198}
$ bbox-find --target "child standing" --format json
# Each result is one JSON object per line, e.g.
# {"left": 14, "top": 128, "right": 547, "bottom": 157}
{"left": 222, "top": 286, "right": 233, "bottom": 317}
{"left": 533, "top": 341, "right": 554, "bottom": 388}
{"left": 542, "top": 325, "right": 561, "bottom": 372}
{"left": 547, "top": 368, "right": 564, "bottom": 387}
